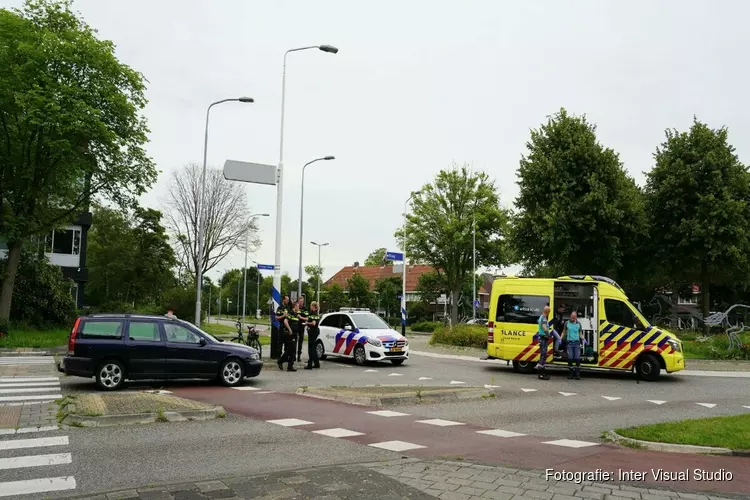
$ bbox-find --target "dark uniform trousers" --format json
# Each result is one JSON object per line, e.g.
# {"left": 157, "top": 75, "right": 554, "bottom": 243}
{"left": 307, "top": 328, "right": 320, "bottom": 367}
{"left": 279, "top": 320, "right": 297, "bottom": 369}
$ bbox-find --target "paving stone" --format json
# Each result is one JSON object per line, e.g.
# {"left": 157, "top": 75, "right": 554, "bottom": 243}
{"left": 195, "top": 480, "right": 229, "bottom": 491}
{"left": 649, "top": 491, "right": 678, "bottom": 498}
{"left": 481, "top": 490, "right": 515, "bottom": 500}
{"left": 575, "top": 491, "right": 605, "bottom": 500}
{"left": 641, "top": 495, "right": 677, "bottom": 500}
{"left": 447, "top": 477, "right": 476, "bottom": 486}
{"left": 456, "top": 486, "right": 488, "bottom": 497}
{"left": 584, "top": 486, "right": 614, "bottom": 495}
{"left": 439, "top": 492, "right": 472, "bottom": 500}
{"left": 205, "top": 490, "right": 238, "bottom": 499}
{"left": 401, "top": 471, "right": 427, "bottom": 480}
{"left": 469, "top": 481, "right": 498, "bottom": 491}
{"left": 449, "top": 469, "right": 481, "bottom": 479}
{"left": 608, "top": 490, "right": 641, "bottom": 499}
{"left": 676, "top": 494, "right": 709, "bottom": 500}
{"left": 551, "top": 495, "right": 580, "bottom": 500}
{"left": 607, "top": 496, "right": 642, "bottom": 500}
{"left": 165, "top": 484, "right": 198, "bottom": 492}
{"left": 523, "top": 480, "right": 552, "bottom": 492}
{"left": 522, "top": 490, "right": 554, "bottom": 500}
{"left": 432, "top": 481, "right": 461, "bottom": 492}
{"left": 425, "top": 474, "right": 450, "bottom": 482}
{"left": 106, "top": 491, "right": 139, "bottom": 500}
{"left": 495, "top": 485, "right": 525, "bottom": 496}
{"left": 172, "top": 492, "right": 209, "bottom": 500}
{"left": 494, "top": 478, "right": 524, "bottom": 488}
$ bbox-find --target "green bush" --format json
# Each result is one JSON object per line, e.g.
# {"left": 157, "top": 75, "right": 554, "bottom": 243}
{"left": 430, "top": 324, "right": 487, "bottom": 348}
{"left": 1, "top": 249, "right": 76, "bottom": 327}
{"left": 411, "top": 321, "right": 441, "bottom": 333}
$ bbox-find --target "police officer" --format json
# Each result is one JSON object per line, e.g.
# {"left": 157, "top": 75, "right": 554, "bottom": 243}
{"left": 277, "top": 301, "right": 297, "bottom": 372}
{"left": 296, "top": 296, "right": 308, "bottom": 362}
{"left": 304, "top": 301, "right": 321, "bottom": 370}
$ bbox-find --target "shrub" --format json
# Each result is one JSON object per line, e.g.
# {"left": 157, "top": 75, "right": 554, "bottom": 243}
{"left": 430, "top": 324, "right": 487, "bottom": 349}
{"left": 411, "top": 321, "right": 441, "bottom": 333}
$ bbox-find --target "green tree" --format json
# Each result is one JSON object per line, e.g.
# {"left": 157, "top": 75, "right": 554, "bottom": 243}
{"left": 364, "top": 248, "right": 392, "bottom": 267}
{"left": 645, "top": 118, "right": 750, "bottom": 328}
{"left": 395, "top": 163, "right": 510, "bottom": 323}
{"left": 0, "top": 1, "right": 157, "bottom": 322}
{"left": 304, "top": 264, "right": 323, "bottom": 300}
{"left": 346, "top": 272, "right": 372, "bottom": 308}
{"left": 374, "top": 276, "right": 401, "bottom": 317}
{"left": 322, "top": 283, "right": 347, "bottom": 312}
{"left": 511, "top": 108, "right": 647, "bottom": 280}
{"left": 415, "top": 271, "right": 445, "bottom": 306}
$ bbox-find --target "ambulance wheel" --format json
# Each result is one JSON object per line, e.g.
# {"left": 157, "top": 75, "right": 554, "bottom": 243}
{"left": 512, "top": 360, "right": 536, "bottom": 374}
{"left": 635, "top": 353, "right": 661, "bottom": 381}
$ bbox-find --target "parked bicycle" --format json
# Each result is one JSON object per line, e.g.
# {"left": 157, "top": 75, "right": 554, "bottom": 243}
{"left": 230, "top": 320, "right": 263, "bottom": 358}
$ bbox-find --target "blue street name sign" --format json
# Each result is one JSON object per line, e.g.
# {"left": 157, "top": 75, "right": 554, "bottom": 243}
{"left": 385, "top": 251, "right": 403, "bottom": 261}
{"left": 257, "top": 264, "right": 275, "bottom": 271}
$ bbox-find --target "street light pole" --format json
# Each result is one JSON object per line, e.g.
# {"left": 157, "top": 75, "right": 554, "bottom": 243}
{"left": 243, "top": 214, "right": 269, "bottom": 324}
{"left": 272, "top": 44, "right": 338, "bottom": 339}
{"left": 401, "top": 191, "right": 420, "bottom": 336}
{"left": 472, "top": 214, "right": 476, "bottom": 321}
{"left": 194, "top": 96, "right": 254, "bottom": 326}
{"left": 311, "top": 241, "right": 329, "bottom": 301}
{"left": 298, "top": 157, "right": 335, "bottom": 300}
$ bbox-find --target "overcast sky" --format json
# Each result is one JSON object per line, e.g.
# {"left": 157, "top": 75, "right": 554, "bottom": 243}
{"left": 5, "top": 0, "right": 750, "bottom": 283}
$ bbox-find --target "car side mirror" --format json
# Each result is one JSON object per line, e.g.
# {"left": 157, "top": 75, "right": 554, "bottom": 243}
{"left": 199, "top": 337, "right": 207, "bottom": 346}
{"left": 344, "top": 325, "right": 352, "bottom": 331}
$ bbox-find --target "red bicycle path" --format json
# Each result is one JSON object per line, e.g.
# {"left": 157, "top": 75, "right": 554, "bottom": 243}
{"left": 172, "top": 386, "right": 750, "bottom": 496}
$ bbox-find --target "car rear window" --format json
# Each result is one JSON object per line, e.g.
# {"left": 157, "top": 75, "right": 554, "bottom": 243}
{"left": 81, "top": 320, "right": 124, "bottom": 339}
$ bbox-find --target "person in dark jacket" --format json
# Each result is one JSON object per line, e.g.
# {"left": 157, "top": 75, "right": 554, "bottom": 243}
{"left": 296, "top": 297, "right": 308, "bottom": 362}
{"left": 304, "top": 301, "right": 321, "bottom": 370}
{"left": 277, "top": 302, "right": 298, "bottom": 372}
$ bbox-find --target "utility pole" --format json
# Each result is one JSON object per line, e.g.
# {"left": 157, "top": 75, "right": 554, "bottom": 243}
{"left": 472, "top": 214, "right": 477, "bottom": 321}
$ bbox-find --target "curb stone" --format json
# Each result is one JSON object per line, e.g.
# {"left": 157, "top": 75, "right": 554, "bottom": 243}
{"left": 605, "top": 430, "right": 744, "bottom": 456}
{"left": 296, "top": 386, "right": 495, "bottom": 407}
{"left": 61, "top": 404, "right": 225, "bottom": 428}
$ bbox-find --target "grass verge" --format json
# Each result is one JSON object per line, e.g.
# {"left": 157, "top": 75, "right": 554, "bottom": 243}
{"left": 616, "top": 414, "right": 750, "bottom": 450}
{"left": 429, "top": 324, "right": 487, "bottom": 349}
{"left": 0, "top": 326, "right": 69, "bottom": 349}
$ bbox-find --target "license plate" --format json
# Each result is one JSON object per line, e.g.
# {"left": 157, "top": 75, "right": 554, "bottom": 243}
{"left": 391, "top": 347, "right": 402, "bottom": 352}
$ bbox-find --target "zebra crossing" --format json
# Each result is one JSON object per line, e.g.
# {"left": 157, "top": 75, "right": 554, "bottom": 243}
{"left": 0, "top": 430, "right": 76, "bottom": 497}
{"left": 0, "top": 356, "right": 55, "bottom": 366}
{"left": 0, "top": 377, "right": 62, "bottom": 406}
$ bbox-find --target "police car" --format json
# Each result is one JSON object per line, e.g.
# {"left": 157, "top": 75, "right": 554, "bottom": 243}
{"left": 316, "top": 308, "right": 409, "bottom": 366}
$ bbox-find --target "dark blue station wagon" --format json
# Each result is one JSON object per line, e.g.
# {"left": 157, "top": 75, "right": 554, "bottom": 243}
{"left": 58, "top": 314, "right": 263, "bottom": 390}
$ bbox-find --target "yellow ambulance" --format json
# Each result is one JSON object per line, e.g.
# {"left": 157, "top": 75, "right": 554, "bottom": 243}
{"left": 486, "top": 275, "right": 685, "bottom": 381}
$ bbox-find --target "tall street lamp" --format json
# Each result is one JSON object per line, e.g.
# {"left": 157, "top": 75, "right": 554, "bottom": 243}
{"left": 472, "top": 214, "right": 477, "bottom": 321}
{"left": 310, "top": 241, "right": 329, "bottom": 301}
{"left": 194, "top": 96, "right": 254, "bottom": 326}
{"left": 271, "top": 44, "right": 338, "bottom": 334}
{"left": 401, "top": 190, "right": 421, "bottom": 336}
{"left": 252, "top": 260, "right": 261, "bottom": 319}
{"left": 242, "top": 213, "right": 269, "bottom": 323}
{"left": 298, "top": 156, "right": 335, "bottom": 299}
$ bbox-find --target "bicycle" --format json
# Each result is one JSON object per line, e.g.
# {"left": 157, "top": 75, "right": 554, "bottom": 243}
{"left": 230, "top": 321, "right": 263, "bottom": 359}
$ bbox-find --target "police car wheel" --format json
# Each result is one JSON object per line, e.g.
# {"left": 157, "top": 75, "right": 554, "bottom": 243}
{"left": 635, "top": 353, "right": 661, "bottom": 382}
{"left": 316, "top": 340, "right": 327, "bottom": 360}
{"left": 353, "top": 344, "right": 367, "bottom": 366}
{"left": 512, "top": 360, "right": 536, "bottom": 374}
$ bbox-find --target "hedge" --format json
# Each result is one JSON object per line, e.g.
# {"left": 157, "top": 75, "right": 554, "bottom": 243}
{"left": 430, "top": 324, "right": 487, "bottom": 348}
{"left": 411, "top": 321, "right": 441, "bottom": 333}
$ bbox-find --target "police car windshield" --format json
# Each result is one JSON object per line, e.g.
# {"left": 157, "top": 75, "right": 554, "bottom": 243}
{"left": 352, "top": 314, "right": 390, "bottom": 330}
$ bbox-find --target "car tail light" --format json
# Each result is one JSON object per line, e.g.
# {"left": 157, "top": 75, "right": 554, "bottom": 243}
{"left": 68, "top": 318, "right": 81, "bottom": 354}
{"left": 487, "top": 321, "right": 494, "bottom": 344}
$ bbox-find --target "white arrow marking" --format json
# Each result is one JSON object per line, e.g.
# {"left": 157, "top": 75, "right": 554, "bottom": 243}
{"left": 450, "top": 380, "right": 466, "bottom": 385}
{"left": 364, "top": 369, "right": 378, "bottom": 373}
{"left": 484, "top": 384, "right": 500, "bottom": 389}
{"left": 647, "top": 400, "right": 667, "bottom": 405}
{"left": 521, "top": 388, "right": 537, "bottom": 393}
{"left": 696, "top": 403, "right": 717, "bottom": 408}
{"left": 388, "top": 373, "right": 403, "bottom": 377}
{"left": 559, "top": 392, "right": 577, "bottom": 397}
{"left": 601, "top": 396, "right": 621, "bottom": 401}
{"left": 743, "top": 405, "right": 750, "bottom": 410}
{"left": 418, "top": 377, "right": 432, "bottom": 380}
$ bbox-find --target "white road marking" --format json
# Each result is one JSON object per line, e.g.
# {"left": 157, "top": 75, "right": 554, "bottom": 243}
{"left": 543, "top": 439, "right": 599, "bottom": 448}
{"left": 0, "top": 435, "right": 69, "bottom": 451}
{"left": 256, "top": 391, "right": 274, "bottom": 394}
{"left": 521, "top": 388, "right": 537, "bottom": 393}
{"left": 16, "top": 426, "right": 59, "bottom": 434}
{"left": 418, "top": 377, "right": 432, "bottom": 380}
{"left": 676, "top": 370, "right": 750, "bottom": 378}
{"left": 476, "top": 429, "right": 526, "bottom": 438}
{"left": 0, "top": 357, "right": 53, "bottom": 365}
{"left": 0, "top": 394, "right": 62, "bottom": 402}
{"left": 265, "top": 418, "right": 313, "bottom": 427}
{"left": 364, "top": 369, "right": 378, "bottom": 373}
{"left": 743, "top": 405, "right": 750, "bottom": 410}
{"left": 0, "top": 452, "right": 71, "bottom": 470}
{"left": 0, "top": 429, "right": 15, "bottom": 435}
{"left": 0, "top": 377, "right": 59, "bottom": 382}
{"left": 696, "top": 403, "right": 717, "bottom": 408}
{"left": 484, "top": 384, "right": 500, "bottom": 389}
{"left": 0, "top": 399, "right": 55, "bottom": 407}
{"left": 647, "top": 400, "right": 667, "bottom": 405}
{"left": 0, "top": 387, "right": 62, "bottom": 394}
{"left": 558, "top": 392, "right": 576, "bottom": 396}
{"left": 367, "top": 410, "right": 410, "bottom": 417}
{"left": 368, "top": 440, "right": 426, "bottom": 452}
{"left": 0, "top": 382, "right": 60, "bottom": 388}
{"left": 449, "top": 380, "right": 466, "bottom": 385}
{"left": 416, "top": 419, "right": 465, "bottom": 427}
{"left": 601, "top": 396, "right": 621, "bottom": 401}
{"left": 388, "top": 373, "right": 403, "bottom": 377}
{"left": 0, "top": 476, "right": 76, "bottom": 497}
{"left": 231, "top": 387, "right": 261, "bottom": 391}
{"left": 313, "top": 428, "right": 365, "bottom": 438}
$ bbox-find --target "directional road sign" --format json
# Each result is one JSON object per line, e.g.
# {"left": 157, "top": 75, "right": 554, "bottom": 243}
{"left": 385, "top": 251, "right": 403, "bottom": 261}
{"left": 223, "top": 160, "right": 277, "bottom": 186}
{"left": 257, "top": 264, "right": 275, "bottom": 271}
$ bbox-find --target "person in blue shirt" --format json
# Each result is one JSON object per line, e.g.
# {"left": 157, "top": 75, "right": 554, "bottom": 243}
{"left": 536, "top": 306, "right": 551, "bottom": 380}
{"left": 562, "top": 311, "right": 585, "bottom": 380}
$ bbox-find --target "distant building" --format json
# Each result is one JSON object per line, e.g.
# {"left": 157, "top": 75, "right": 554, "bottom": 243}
{"left": 0, "top": 212, "right": 92, "bottom": 308}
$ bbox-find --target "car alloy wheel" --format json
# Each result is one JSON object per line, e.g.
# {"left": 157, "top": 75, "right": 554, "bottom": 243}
{"left": 98, "top": 362, "right": 123, "bottom": 390}
{"left": 316, "top": 340, "right": 326, "bottom": 360}
{"left": 221, "top": 359, "right": 244, "bottom": 386}
{"left": 353, "top": 344, "right": 366, "bottom": 366}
